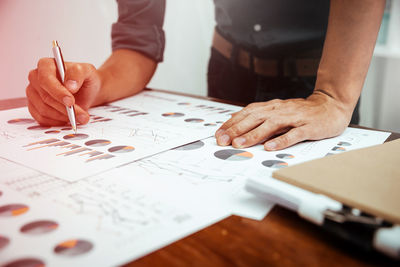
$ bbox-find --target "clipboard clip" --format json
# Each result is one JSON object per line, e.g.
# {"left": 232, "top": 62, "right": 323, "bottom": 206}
{"left": 324, "top": 208, "right": 385, "bottom": 227}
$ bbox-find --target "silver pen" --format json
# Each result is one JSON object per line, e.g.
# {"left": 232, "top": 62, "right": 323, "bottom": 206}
{"left": 52, "top": 40, "right": 77, "bottom": 133}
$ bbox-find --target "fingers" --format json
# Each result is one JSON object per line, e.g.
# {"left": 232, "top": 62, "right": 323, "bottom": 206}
{"left": 26, "top": 85, "right": 67, "bottom": 122}
{"left": 73, "top": 104, "right": 90, "bottom": 125}
{"left": 27, "top": 99, "right": 67, "bottom": 126}
{"left": 264, "top": 127, "right": 308, "bottom": 151}
{"left": 36, "top": 58, "right": 75, "bottom": 107}
{"left": 215, "top": 100, "right": 281, "bottom": 139}
{"left": 64, "top": 63, "right": 96, "bottom": 94}
{"left": 231, "top": 119, "right": 284, "bottom": 148}
{"left": 216, "top": 112, "right": 265, "bottom": 146}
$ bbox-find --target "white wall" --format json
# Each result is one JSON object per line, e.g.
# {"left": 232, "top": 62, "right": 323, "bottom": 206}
{"left": 0, "top": 0, "right": 117, "bottom": 99}
{"left": 148, "top": 0, "right": 215, "bottom": 96}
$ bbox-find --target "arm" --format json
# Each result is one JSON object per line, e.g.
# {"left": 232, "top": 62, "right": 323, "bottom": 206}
{"left": 26, "top": 0, "right": 165, "bottom": 126}
{"left": 216, "top": 0, "right": 385, "bottom": 150}
{"left": 94, "top": 49, "right": 157, "bottom": 106}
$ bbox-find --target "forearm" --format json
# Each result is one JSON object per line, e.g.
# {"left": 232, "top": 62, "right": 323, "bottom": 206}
{"left": 93, "top": 49, "right": 157, "bottom": 106}
{"left": 314, "top": 0, "right": 385, "bottom": 113}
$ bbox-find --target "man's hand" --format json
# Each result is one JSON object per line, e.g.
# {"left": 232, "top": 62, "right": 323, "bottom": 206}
{"left": 26, "top": 58, "right": 101, "bottom": 126}
{"left": 215, "top": 91, "right": 353, "bottom": 151}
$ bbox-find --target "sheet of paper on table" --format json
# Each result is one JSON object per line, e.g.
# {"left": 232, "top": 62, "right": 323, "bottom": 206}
{"left": 0, "top": 89, "right": 391, "bottom": 266}
{"left": 0, "top": 91, "right": 241, "bottom": 182}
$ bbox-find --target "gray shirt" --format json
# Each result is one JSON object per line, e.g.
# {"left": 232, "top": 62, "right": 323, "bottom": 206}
{"left": 112, "top": 0, "right": 330, "bottom": 62}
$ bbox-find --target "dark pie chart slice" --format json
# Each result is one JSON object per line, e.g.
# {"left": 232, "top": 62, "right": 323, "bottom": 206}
{"left": 0, "top": 204, "right": 29, "bottom": 217}
{"left": 262, "top": 160, "right": 288, "bottom": 169}
{"left": 214, "top": 149, "right": 253, "bottom": 161}
{"left": 2, "top": 258, "right": 45, "bottom": 267}
{"left": 0, "top": 235, "right": 10, "bottom": 250}
{"left": 108, "top": 145, "right": 135, "bottom": 153}
{"left": 174, "top": 140, "right": 205, "bottom": 151}
{"left": 7, "top": 118, "right": 35, "bottom": 125}
{"left": 162, "top": 112, "right": 184, "bottom": 117}
{"left": 276, "top": 153, "right": 295, "bottom": 159}
{"left": 63, "top": 133, "right": 89, "bottom": 140}
{"left": 337, "top": 141, "right": 351, "bottom": 146}
{"left": 85, "top": 139, "right": 111, "bottom": 147}
{"left": 27, "top": 125, "right": 51, "bottom": 130}
{"left": 54, "top": 239, "right": 93, "bottom": 256}
{"left": 20, "top": 220, "right": 59, "bottom": 235}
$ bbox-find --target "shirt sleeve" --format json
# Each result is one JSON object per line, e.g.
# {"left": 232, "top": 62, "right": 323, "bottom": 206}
{"left": 112, "top": 0, "right": 166, "bottom": 62}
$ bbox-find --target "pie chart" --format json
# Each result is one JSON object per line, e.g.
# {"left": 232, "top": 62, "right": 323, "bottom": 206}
{"left": 174, "top": 140, "right": 205, "bottom": 151}
{"left": 214, "top": 149, "right": 253, "bottom": 161}
{"left": 162, "top": 112, "right": 184, "bottom": 117}
{"left": 20, "top": 220, "right": 59, "bottom": 235}
{"left": 27, "top": 125, "right": 51, "bottom": 130}
{"left": 45, "top": 130, "right": 61, "bottom": 134}
{"left": 185, "top": 118, "right": 204, "bottom": 123}
{"left": 85, "top": 139, "right": 111, "bottom": 147}
{"left": 262, "top": 160, "right": 288, "bottom": 169}
{"left": 276, "top": 154, "right": 295, "bottom": 159}
{"left": 54, "top": 239, "right": 93, "bottom": 256}
{"left": 0, "top": 204, "right": 29, "bottom": 217}
{"left": 332, "top": 146, "right": 346, "bottom": 152}
{"left": 0, "top": 235, "right": 9, "bottom": 250}
{"left": 63, "top": 133, "right": 89, "bottom": 140}
{"left": 337, "top": 141, "right": 351, "bottom": 146}
{"left": 2, "top": 258, "right": 45, "bottom": 267}
{"left": 7, "top": 118, "right": 35, "bottom": 125}
{"left": 108, "top": 145, "right": 135, "bottom": 153}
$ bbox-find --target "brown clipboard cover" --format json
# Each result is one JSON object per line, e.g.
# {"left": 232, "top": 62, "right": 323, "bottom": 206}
{"left": 272, "top": 139, "right": 400, "bottom": 224}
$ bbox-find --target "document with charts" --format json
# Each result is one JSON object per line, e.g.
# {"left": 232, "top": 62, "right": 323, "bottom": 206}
{"left": 0, "top": 91, "right": 241, "bottom": 182}
{"left": 0, "top": 125, "right": 390, "bottom": 266}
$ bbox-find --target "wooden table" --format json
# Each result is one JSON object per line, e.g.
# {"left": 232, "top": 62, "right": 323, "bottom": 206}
{"left": 1, "top": 90, "right": 399, "bottom": 267}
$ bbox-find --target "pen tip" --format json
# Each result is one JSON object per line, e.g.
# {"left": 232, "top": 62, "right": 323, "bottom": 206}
{"left": 52, "top": 40, "right": 58, "bottom": 47}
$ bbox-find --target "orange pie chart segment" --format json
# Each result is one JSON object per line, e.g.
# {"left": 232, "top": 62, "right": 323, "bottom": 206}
{"left": 0, "top": 204, "right": 29, "bottom": 217}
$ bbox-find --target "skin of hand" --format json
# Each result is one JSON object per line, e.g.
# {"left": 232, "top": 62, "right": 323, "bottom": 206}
{"left": 215, "top": 0, "right": 386, "bottom": 151}
{"left": 26, "top": 49, "right": 157, "bottom": 126}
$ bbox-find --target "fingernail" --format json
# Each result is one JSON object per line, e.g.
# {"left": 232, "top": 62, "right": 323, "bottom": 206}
{"left": 233, "top": 137, "right": 246, "bottom": 148}
{"left": 78, "top": 114, "right": 89, "bottom": 124}
{"left": 265, "top": 141, "right": 277, "bottom": 150}
{"left": 218, "top": 134, "right": 230, "bottom": 146}
{"left": 63, "top": 96, "right": 73, "bottom": 107}
{"left": 215, "top": 129, "right": 225, "bottom": 137}
{"left": 65, "top": 80, "right": 78, "bottom": 91}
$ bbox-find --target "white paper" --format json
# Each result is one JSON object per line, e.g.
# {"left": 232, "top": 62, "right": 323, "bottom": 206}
{"left": 0, "top": 91, "right": 241, "bottom": 182}
{"left": 0, "top": 169, "right": 229, "bottom": 267}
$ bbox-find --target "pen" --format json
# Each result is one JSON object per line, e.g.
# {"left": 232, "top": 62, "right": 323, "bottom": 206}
{"left": 52, "top": 40, "right": 77, "bottom": 133}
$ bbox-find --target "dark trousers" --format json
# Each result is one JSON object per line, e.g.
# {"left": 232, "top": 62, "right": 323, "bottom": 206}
{"left": 207, "top": 48, "right": 360, "bottom": 124}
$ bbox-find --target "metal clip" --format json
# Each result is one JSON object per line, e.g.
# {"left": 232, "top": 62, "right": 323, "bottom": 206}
{"left": 324, "top": 208, "right": 384, "bottom": 226}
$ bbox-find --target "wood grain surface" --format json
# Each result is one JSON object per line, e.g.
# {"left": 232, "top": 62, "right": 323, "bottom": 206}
{"left": 1, "top": 90, "right": 399, "bottom": 267}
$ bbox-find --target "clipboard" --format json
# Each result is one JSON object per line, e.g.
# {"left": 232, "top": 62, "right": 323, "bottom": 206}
{"left": 246, "top": 139, "right": 400, "bottom": 259}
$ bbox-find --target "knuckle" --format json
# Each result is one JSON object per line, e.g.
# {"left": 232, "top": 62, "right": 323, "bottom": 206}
{"left": 226, "top": 125, "right": 242, "bottom": 137}
{"left": 37, "top": 57, "right": 52, "bottom": 68}
{"left": 248, "top": 131, "right": 262, "bottom": 142}
{"left": 28, "top": 69, "right": 37, "bottom": 82}
{"left": 42, "top": 93, "right": 53, "bottom": 105}
{"left": 71, "top": 63, "right": 84, "bottom": 73}
{"left": 247, "top": 112, "right": 263, "bottom": 123}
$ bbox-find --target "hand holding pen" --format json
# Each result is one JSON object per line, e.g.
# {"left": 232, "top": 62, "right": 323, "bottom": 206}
{"left": 25, "top": 41, "right": 101, "bottom": 127}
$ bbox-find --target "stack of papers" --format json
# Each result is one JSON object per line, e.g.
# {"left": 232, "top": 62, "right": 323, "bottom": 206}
{"left": 0, "top": 91, "right": 390, "bottom": 266}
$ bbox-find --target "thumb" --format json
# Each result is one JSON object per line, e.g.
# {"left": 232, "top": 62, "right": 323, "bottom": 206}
{"left": 64, "top": 63, "right": 90, "bottom": 94}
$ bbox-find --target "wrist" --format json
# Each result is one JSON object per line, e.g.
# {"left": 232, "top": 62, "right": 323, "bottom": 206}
{"left": 309, "top": 89, "right": 354, "bottom": 121}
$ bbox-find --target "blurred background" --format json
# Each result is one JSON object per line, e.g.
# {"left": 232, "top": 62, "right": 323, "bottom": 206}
{"left": 0, "top": 0, "right": 399, "bottom": 132}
